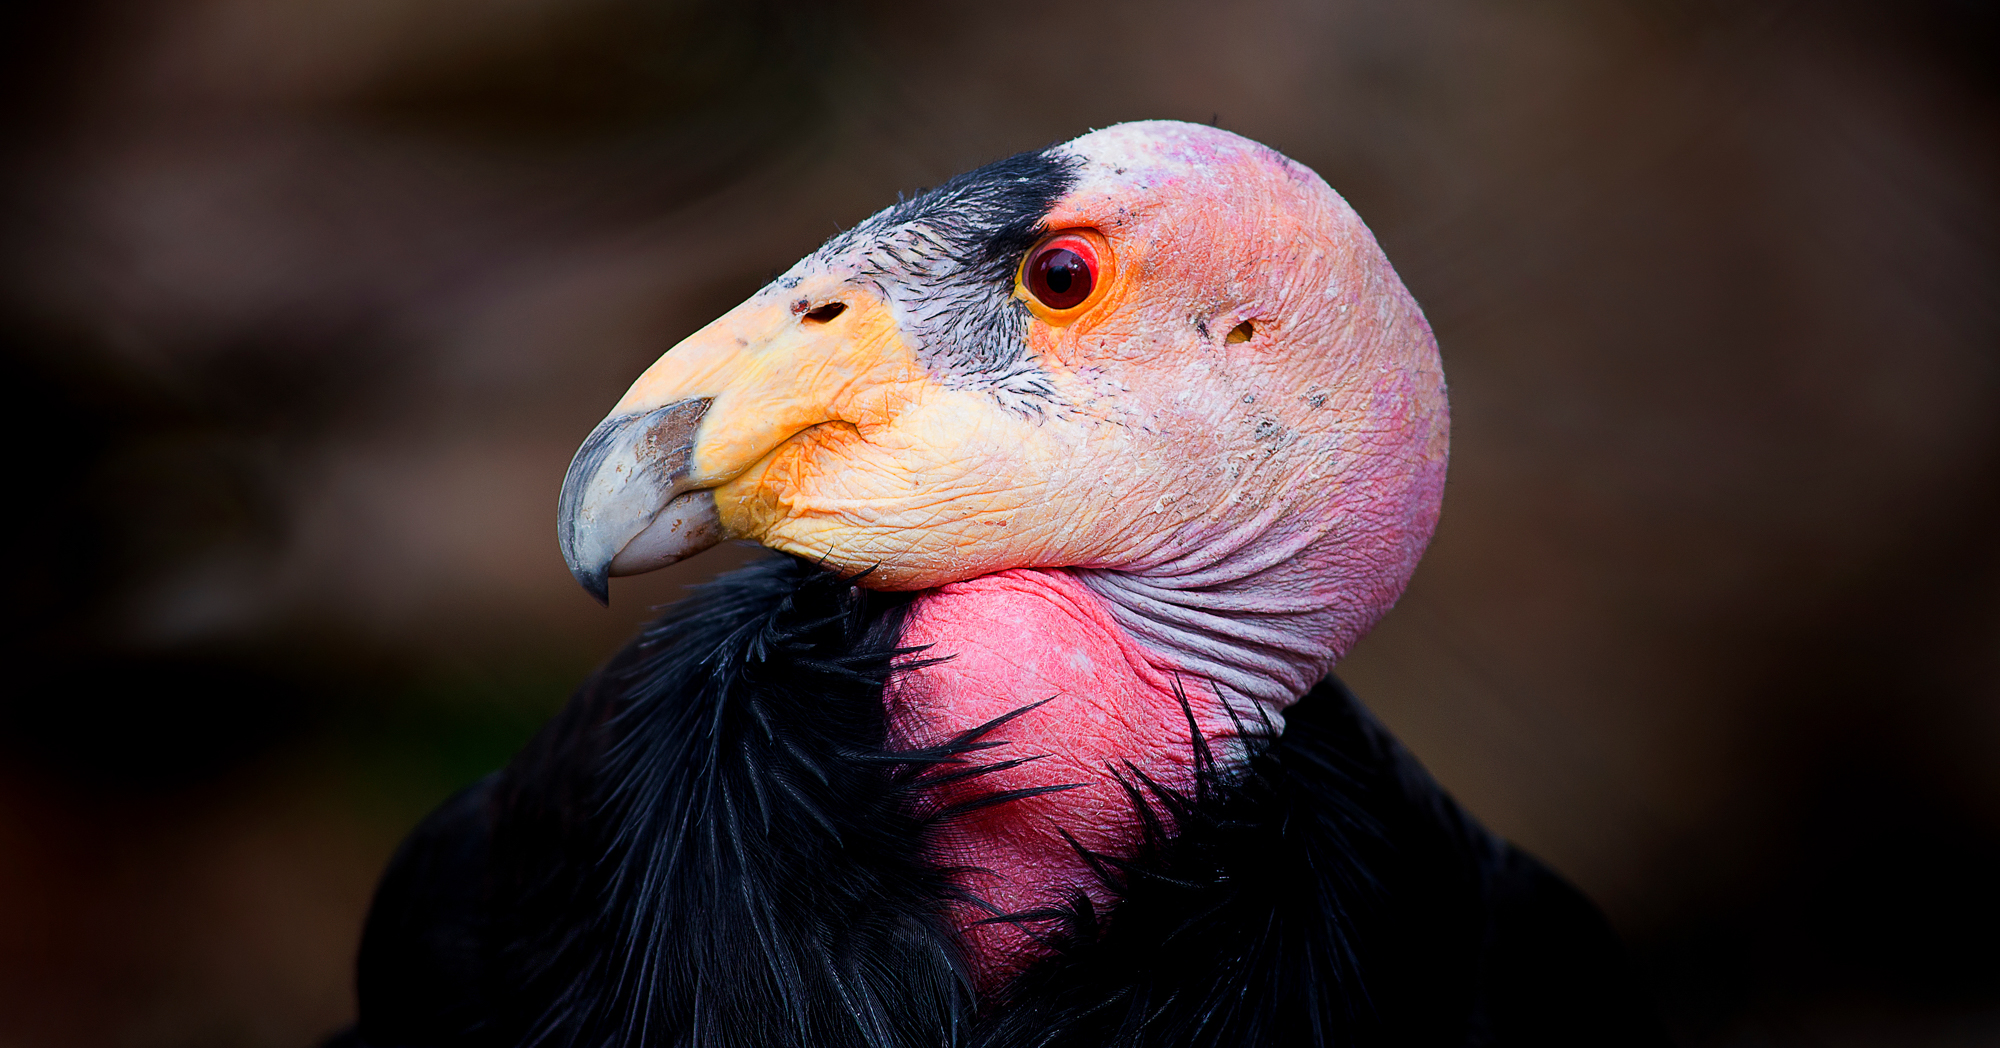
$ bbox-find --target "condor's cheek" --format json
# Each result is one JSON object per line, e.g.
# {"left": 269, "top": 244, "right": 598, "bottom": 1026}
{"left": 712, "top": 400, "right": 1118, "bottom": 588}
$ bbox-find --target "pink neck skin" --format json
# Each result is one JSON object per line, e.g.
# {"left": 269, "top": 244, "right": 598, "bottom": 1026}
{"left": 887, "top": 569, "right": 1241, "bottom": 991}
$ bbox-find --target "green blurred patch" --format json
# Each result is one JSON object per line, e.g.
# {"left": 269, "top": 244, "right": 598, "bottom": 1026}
{"left": 328, "top": 655, "right": 589, "bottom": 832}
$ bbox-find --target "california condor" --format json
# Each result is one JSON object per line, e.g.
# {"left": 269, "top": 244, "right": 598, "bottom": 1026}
{"left": 346, "top": 121, "right": 1661, "bottom": 1048}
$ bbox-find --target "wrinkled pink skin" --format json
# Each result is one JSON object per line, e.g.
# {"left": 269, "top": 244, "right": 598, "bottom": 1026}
{"left": 879, "top": 124, "right": 1449, "bottom": 989}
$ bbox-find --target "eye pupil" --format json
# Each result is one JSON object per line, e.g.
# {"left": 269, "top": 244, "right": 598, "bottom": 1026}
{"left": 1027, "top": 244, "right": 1094, "bottom": 310}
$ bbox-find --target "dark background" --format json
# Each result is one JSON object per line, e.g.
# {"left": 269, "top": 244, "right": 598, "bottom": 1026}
{"left": 2, "top": 0, "right": 1996, "bottom": 1044}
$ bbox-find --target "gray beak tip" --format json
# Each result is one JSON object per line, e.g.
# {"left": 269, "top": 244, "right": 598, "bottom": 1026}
{"left": 575, "top": 563, "right": 611, "bottom": 606}
{"left": 559, "top": 519, "right": 614, "bottom": 605}
{"left": 557, "top": 399, "right": 718, "bottom": 605}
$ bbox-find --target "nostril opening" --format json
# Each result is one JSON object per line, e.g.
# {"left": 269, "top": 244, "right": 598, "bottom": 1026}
{"left": 803, "top": 302, "right": 847, "bottom": 323}
{"left": 1227, "top": 320, "right": 1254, "bottom": 343}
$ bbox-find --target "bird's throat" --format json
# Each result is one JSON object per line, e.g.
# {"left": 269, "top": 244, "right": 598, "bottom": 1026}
{"left": 886, "top": 568, "right": 1245, "bottom": 990}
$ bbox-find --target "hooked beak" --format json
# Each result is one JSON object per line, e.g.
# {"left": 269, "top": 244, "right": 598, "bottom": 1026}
{"left": 556, "top": 398, "right": 722, "bottom": 604}
{"left": 556, "top": 275, "right": 918, "bottom": 604}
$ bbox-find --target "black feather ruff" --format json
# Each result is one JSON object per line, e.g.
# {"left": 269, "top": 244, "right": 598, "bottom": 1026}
{"left": 351, "top": 556, "right": 1665, "bottom": 1048}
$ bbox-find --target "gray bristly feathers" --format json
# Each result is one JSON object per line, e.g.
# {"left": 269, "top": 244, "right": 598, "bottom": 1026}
{"left": 806, "top": 147, "right": 1082, "bottom": 415}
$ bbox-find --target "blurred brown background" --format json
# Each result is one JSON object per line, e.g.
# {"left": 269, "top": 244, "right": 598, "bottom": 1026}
{"left": 1, "top": 0, "right": 1995, "bottom": 1045}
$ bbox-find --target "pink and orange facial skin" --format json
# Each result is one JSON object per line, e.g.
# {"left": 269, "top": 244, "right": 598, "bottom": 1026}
{"left": 611, "top": 123, "right": 1446, "bottom": 638}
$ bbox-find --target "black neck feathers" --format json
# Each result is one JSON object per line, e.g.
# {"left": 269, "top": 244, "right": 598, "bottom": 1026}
{"left": 351, "top": 556, "right": 1661, "bottom": 1048}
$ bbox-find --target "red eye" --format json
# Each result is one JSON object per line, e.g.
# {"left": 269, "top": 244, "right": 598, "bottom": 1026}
{"left": 1024, "top": 235, "right": 1098, "bottom": 311}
